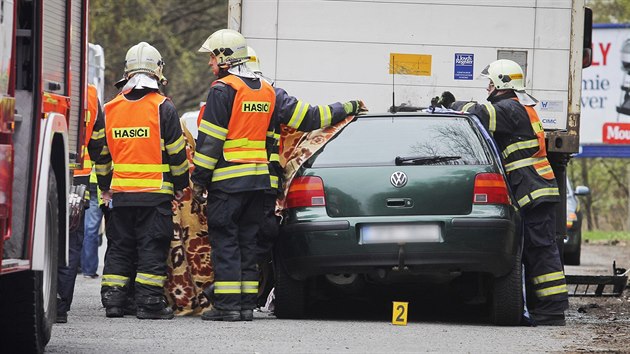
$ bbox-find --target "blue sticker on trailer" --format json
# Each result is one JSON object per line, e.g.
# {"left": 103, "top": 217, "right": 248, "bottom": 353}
{"left": 454, "top": 53, "right": 474, "bottom": 80}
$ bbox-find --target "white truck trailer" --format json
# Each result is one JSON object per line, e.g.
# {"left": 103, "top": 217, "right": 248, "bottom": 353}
{"left": 229, "top": 0, "right": 593, "bottom": 258}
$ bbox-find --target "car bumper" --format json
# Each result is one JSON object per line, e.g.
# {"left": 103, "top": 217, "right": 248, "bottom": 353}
{"left": 277, "top": 216, "right": 521, "bottom": 281}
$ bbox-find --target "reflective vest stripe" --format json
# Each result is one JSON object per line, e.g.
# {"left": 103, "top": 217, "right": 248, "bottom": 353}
{"left": 504, "top": 157, "right": 547, "bottom": 172}
{"left": 199, "top": 120, "right": 228, "bottom": 141}
{"left": 242, "top": 281, "right": 259, "bottom": 294}
{"left": 288, "top": 100, "right": 309, "bottom": 129}
{"left": 101, "top": 145, "right": 109, "bottom": 156}
{"left": 192, "top": 152, "right": 218, "bottom": 170}
{"left": 483, "top": 103, "right": 497, "bottom": 134}
{"left": 74, "top": 146, "right": 93, "bottom": 177}
{"left": 319, "top": 105, "right": 332, "bottom": 127}
{"left": 223, "top": 139, "right": 268, "bottom": 162}
{"left": 531, "top": 271, "right": 565, "bottom": 285}
{"left": 535, "top": 284, "right": 568, "bottom": 298}
{"left": 101, "top": 274, "right": 129, "bottom": 287}
{"left": 211, "top": 163, "right": 269, "bottom": 182}
{"left": 135, "top": 273, "right": 166, "bottom": 287}
{"left": 502, "top": 138, "right": 539, "bottom": 159}
{"left": 270, "top": 175, "right": 279, "bottom": 189}
{"left": 223, "top": 139, "right": 266, "bottom": 149}
{"left": 113, "top": 164, "right": 169, "bottom": 173}
{"left": 224, "top": 150, "right": 268, "bottom": 162}
{"left": 166, "top": 135, "right": 186, "bottom": 155}
{"left": 215, "top": 281, "right": 242, "bottom": 294}
{"left": 170, "top": 160, "right": 189, "bottom": 177}
{"left": 111, "top": 179, "right": 173, "bottom": 193}
{"left": 92, "top": 128, "right": 105, "bottom": 140}
{"left": 517, "top": 187, "right": 560, "bottom": 208}
{"left": 96, "top": 161, "right": 113, "bottom": 176}
{"left": 269, "top": 153, "right": 280, "bottom": 162}
{"left": 535, "top": 164, "right": 554, "bottom": 178}
{"left": 461, "top": 102, "right": 475, "bottom": 112}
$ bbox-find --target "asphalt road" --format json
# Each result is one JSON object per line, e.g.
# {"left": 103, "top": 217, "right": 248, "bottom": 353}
{"left": 46, "top": 243, "right": 628, "bottom": 353}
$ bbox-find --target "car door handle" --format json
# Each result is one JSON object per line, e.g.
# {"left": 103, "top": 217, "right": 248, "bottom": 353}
{"left": 386, "top": 198, "right": 413, "bottom": 208}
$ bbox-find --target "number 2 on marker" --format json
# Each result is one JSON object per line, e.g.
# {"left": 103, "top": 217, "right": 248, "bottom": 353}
{"left": 392, "top": 301, "right": 408, "bottom": 325}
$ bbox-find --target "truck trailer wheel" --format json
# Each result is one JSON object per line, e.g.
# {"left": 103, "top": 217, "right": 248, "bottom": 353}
{"left": 0, "top": 167, "right": 59, "bottom": 353}
{"left": 490, "top": 252, "right": 523, "bottom": 326}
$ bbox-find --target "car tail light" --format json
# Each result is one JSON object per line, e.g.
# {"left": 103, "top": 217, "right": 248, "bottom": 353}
{"left": 473, "top": 173, "right": 510, "bottom": 205}
{"left": 567, "top": 212, "right": 577, "bottom": 228}
{"left": 286, "top": 176, "right": 326, "bottom": 208}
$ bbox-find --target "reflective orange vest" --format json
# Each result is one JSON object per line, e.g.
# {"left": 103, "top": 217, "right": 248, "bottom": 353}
{"left": 523, "top": 104, "right": 555, "bottom": 180}
{"left": 104, "top": 92, "right": 171, "bottom": 194}
{"left": 214, "top": 75, "right": 275, "bottom": 163}
{"left": 74, "top": 84, "right": 99, "bottom": 177}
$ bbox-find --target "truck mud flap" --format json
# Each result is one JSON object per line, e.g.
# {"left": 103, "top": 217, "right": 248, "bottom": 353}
{"left": 565, "top": 262, "right": 628, "bottom": 297}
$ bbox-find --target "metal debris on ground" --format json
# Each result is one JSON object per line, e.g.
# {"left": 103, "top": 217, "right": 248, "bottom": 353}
{"left": 565, "top": 261, "right": 629, "bottom": 297}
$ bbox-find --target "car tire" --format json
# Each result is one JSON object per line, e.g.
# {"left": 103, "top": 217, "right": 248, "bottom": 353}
{"left": 564, "top": 230, "right": 581, "bottom": 266}
{"left": 491, "top": 251, "right": 523, "bottom": 326}
{"left": 273, "top": 257, "right": 306, "bottom": 319}
{"left": 0, "top": 167, "right": 59, "bottom": 353}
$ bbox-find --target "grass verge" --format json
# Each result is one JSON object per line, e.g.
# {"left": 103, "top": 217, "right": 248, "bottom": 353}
{"left": 583, "top": 230, "right": 630, "bottom": 243}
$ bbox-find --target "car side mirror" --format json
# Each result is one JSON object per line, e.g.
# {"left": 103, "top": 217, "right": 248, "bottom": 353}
{"left": 574, "top": 186, "right": 590, "bottom": 196}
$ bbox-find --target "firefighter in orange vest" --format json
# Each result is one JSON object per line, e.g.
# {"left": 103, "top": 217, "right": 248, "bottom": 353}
{"left": 95, "top": 42, "right": 189, "bottom": 320}
{"left": 434, "top": 59, "right": 568, "bottom": 326}
{"left": 57, "top": 83, "right": 105, "bottom": 323}
{"left": 192, "top": 29, "right": 365, "bottom": 321}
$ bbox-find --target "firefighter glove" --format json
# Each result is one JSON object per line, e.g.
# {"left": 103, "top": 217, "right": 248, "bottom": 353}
{"left": 192, "top": 184, "right": 207, "bottom": 204}
{"left": 343, "top": 100, "right": 368, "bottom": 116}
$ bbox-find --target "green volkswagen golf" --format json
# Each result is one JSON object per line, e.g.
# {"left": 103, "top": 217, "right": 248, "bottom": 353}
{"left": 274, "top": 112, "right": 523, "bottom": 325}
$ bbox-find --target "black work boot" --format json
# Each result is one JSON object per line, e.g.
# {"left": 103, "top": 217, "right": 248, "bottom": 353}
{"left": 531, "top": 313, "right": 566, "bottom": 326}
{"left": 136, "top": 306, "right": 174, "bottom": 320}
{"left": 56, "top": 312, "right": 68, "bottom": 323}
{"left": 201, "top": 308, "right": 241, "bottom": 321}
{"left": 124, "top": 302, "right": 137, "bottom": 316}
{"left": 106, "top": 307, "right": 124, "bottom": 318}
{"left": 240, "top": 309, "right": 254, "bottom": 321}
{"left": 102, "top": 286, "right": 129, "bottom": 318}
{"left": 136, "top": 296, "right": 174, "bottom": 320}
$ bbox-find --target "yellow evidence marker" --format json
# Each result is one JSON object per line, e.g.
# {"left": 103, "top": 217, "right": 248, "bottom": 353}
{"left": 392, "top": 301, "right": 408, "bottom": 326}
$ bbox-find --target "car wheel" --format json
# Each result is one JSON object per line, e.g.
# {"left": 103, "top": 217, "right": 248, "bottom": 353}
{"left": 491, "top": 251, "right": 523, "bottom": 326}
{"left": 0, "top": 166, "right": 59, "bottom": 352}
{"left": 273, "top": 258, "right": 306, "bottom": 319}
{"left": 564, "top": 230, "right": 581, "bottom": 266}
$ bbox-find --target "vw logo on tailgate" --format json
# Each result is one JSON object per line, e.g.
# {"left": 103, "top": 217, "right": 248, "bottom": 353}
{"left": 390, "top": 171, "right": 408, "bottom": 188}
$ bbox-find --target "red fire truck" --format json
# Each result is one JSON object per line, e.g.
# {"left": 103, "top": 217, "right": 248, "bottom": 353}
{"left": 0, "top": 0, "right": 89, "bottom": 352}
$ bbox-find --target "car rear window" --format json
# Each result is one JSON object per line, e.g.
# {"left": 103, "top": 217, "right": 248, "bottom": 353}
{"left": 310, "top": 116, "right": 491, "bottom": 167}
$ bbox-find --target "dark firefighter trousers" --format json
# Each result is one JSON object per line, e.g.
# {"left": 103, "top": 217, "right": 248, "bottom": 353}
{"left": 522, "top": 202, "right": 569, "bottom": 315}
{"left": 57, "top": 211, "right": 84, "bottom": 315}
{"left": 207, "top": 189, "right": 264, "bottom": 311}
{"left": 101, "top": 203, "right": 172, "bottom": 310}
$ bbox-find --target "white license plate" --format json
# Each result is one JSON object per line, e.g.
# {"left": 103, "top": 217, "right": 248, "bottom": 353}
{"left": 359, "top": 223, "right": 442, "bottom": 245}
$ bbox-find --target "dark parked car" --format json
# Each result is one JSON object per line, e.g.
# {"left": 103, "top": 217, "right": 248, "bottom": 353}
{"left": 563, "top": 178, "right": 590, "bottom": 265}
{"left": 274, "top": 112, "right": 524, "bottom": 325}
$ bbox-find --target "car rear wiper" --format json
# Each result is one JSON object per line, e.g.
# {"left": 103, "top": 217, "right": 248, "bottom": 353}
{"left": 395, "top": 155, "right": 462, "bottom": 165}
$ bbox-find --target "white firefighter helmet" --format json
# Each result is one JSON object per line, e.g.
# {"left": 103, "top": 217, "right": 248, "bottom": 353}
{"left": 245, "top": 46, "right": 261, "bottom": 73}
{"left": 124, "top": 42, "right": 165, "bottom": 82}
{"left": 198, "top": 29, "right": 248, "bottom": 67}
{"left": 480, "top": 59, "right": 525, "bottom": 91}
